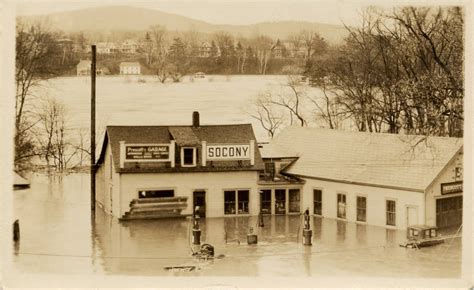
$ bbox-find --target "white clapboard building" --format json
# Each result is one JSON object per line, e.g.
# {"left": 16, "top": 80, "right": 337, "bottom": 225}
{"left": 260, "top": 127, "right": 463, "bottom": 230}
{"left": 95, "top": 112, "right": 263, "bottom": 220}
{"left": 95, "top": 114, "right": 463, "bottom": 230}
{"left": 119, "top": 62, "right": 141, "bottom": 75}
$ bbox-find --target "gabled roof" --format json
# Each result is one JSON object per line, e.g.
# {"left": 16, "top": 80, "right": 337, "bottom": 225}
{"left": 269, "top": 127, "right": 463, "bottom": 192}
{"left": 77, "top": 60, "right": 91, "bottom": 66}
{"left": 119, "top": 62, "right": 141, "bottom": 67}
{"left": 98, "top": 124, "right": 264, "bottom": 173}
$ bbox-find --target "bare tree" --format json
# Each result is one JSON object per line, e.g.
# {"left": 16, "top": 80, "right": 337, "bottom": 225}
{"left": 309, "top": 82, "right": 345, "bottom": 129}
{"left": 248, "top": 92, "right": 284, "bottom": 137}
{"left": 36, "top": 97, "right": 79, "bottom": 171}
{"left": 287, "top": 34, "right": 302, "bottom": 58}
{"left": 271, "top": 75, "right": 308, "bottom": 126}
{"left": 15, "top": 21, "right": 62, "bottom": 171}
{"left": 252, "top": 35, "right": 273, "bottom": 75}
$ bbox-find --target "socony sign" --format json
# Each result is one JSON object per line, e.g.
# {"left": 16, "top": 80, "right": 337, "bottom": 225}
{"left": 207, "top": 144, "right": 250, "bottom": 161}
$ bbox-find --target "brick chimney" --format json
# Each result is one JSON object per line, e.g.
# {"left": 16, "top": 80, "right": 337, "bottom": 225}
{"left": 192, "top": 111, "right": 200, "bottom": 127}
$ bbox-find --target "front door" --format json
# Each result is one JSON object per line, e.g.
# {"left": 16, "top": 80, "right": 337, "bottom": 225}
{"left": 436, "top": 196, "right": 462, "bottom": 228}
{"left": 260, "top": 189, "right": 272, "bottom": 214}
{"left": 275, "top": 189, "right": 286, "bottom": 214}
{"left": 406, "top": 205, "right": 418, "bottom": 227}
{"left": 193, "top": 190, "right": 206, "bottom": 217}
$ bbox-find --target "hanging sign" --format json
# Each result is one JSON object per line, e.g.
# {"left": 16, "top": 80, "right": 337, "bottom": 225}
{"left": 125, "top": 144, "right": 170, "bottom": 161}
{"left": 207, "top": 144, "right": 251, "bottom": 161}
{"left": 441, "top": 181, "right": 463, "bottom": 195}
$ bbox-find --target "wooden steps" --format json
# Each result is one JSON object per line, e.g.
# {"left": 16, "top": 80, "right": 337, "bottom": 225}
{"left": 120, "top": 196, "right": 188, "bottom": 221}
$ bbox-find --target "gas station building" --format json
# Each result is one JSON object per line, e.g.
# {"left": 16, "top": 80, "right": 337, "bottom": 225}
{"left": 95, "top": 114, "right": 463, "bottom": 230}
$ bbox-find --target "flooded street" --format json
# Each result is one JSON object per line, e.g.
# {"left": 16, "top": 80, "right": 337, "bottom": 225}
{"left": 8, "top": 173, "right": 462, "bottom": 279}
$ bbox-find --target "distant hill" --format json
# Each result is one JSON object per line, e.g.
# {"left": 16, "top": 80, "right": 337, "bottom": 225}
{"left": 19, "top": 5, "right": 349, "bottom": 44}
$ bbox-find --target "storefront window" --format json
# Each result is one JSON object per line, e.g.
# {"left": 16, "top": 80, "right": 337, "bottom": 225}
{"left": 357, "top": 196, "right": 367, "bottom": 222}
{"left": 224, "top": 189, "right": 250, "bottom": 215}
{"left": 313, "top": 189, "right": 322, "bottom": 215}
{"left": 386, "top": 200, "right": 396, "bottom": 226}
{"left": 260, "top": 189, "right": 271, "bottom": 214}
{"left": 289, "top": 189, "right": 300, "bottom": 213}
{"left": 138, "top": 189, "right": 174, "bottom": 199}
{"left": 224, "top": 191, "right": 236, "bottom": 214}
{"left": 275, "top": 189, "right": 286, "bottom": 214}
{"left": 238, "top": 190, "right": 249, "bottom": 214}
{"left": 337, "top": 193, "right": 346, "bottom": 219}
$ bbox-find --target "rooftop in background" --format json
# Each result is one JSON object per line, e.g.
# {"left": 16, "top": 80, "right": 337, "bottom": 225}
{"left": 119, "top": 62, "right": 140, "bottom": 67}
{"left": 14, "top": 172, "right": 30, "bottom": 189}
{"left": 267, "top": 127, "right": 463, "bottom": 192}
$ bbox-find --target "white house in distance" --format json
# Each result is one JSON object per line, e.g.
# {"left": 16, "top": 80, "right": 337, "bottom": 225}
{"left": 76, "top": 60, "right": 91, "bottom": 76}
{"left": 261, "top": 127, "right": 463, "bottom": 230}
{"left": 119, "top": 62, "right": 141, "bottom": 75}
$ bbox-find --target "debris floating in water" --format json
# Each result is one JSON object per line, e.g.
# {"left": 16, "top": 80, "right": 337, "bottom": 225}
{"left": 164, "top": 265, "right": 196, "bottom": 271}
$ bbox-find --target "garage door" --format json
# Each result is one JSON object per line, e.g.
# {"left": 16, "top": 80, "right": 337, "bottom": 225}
{"left": 436, "top": 196, "right": 462, "bottom": 228}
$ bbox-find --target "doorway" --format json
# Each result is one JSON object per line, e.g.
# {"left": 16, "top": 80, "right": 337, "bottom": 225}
{"left": 193, "top": 190, "right": 206, "bottom": 217}
{"left": 260, "top": 189, "right": 271, "bottom": 214}
{"left": 406, "top": 205, "right": 418, "bottom": 227}
{"left": 436, "top": 196, "right": 462, "bottom": 228}
{"left": 275, "top": 189, "right": 286, "bottom": 214}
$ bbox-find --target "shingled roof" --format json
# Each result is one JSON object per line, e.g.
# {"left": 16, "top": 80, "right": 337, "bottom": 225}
{"left": 97, "top": 124, "right": 264, "bottom": 173}
{"left": 266, "top": 127, "right": 462, "bottom": 192}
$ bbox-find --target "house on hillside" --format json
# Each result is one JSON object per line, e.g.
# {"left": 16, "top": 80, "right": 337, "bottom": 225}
{"left": 94, "top": 112, "right": 263, "bottom": 220}
{"left": 286, "top": 41, "right": 306, "bottom": 58}
{"left": 120, "top": 40, "right": 139, "bottom": 54}
{"left": 198, "top": 42, "right": 212, "bottom": 58}
{"left": 271, "top": 40, "right": 287, "bottom": 59}
{"left": 76, "top": 60, "right": 91, "bottom": 76}
{"left": 119, "top": 62, "right": 141, "bottom": 75}
{"left": 261, "top": 127, "right": 463, "bottom": 230}
{"left": 96, "top": 42, "right": 118, "bottom": 54}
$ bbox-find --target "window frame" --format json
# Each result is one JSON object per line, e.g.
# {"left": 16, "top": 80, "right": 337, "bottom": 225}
{"left": 137, "top": 188, "right": 176, "bottom": 199}
{"left": 337, "top": 193, "right": 347, "bottom": 219}
{"left": 181, "top": 147, "right": 197, "bottom": 167}
{"left": 313, "top": 188, "right": 323, "bottom": 216}
{"left": 386, "top": 199, "right": 396, "bottom": 226}
{"left": 356, "top": 195, "right": 367, "bottom": 222}
{"left": 259, "top": 189, "right": 272, "bottom": 214}
{"left": 223, "top": 188, "right": 251, "bottom": 215}
{"left": 288, "top": 188, "right": 301, "bottom": 213}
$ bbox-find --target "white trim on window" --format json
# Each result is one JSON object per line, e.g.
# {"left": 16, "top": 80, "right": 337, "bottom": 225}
{"left": 181, "top": 147, "right": 197, "bottom": 167}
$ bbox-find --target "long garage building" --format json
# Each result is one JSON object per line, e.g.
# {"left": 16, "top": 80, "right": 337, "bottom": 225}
{"left": 261, "top": 127, "right": 463, "bottom": 230}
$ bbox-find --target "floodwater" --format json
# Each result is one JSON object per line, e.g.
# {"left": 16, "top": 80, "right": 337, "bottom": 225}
{"left": 8, "top": 173, "right": 462, "bottom": 279}
{"left": 31, "top": 75, "right": 323, "bottom": 142}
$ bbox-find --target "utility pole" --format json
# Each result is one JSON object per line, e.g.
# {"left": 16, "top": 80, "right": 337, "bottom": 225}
{"left": 91, "top": 45, "right": 96, "bottom": 212}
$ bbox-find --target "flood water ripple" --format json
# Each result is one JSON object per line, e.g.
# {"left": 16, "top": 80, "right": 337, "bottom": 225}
{"left": 8, "top": 173, "right": 462, "bottom": 279}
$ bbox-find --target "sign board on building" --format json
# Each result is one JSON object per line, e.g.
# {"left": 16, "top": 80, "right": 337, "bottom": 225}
{"left": 125, "top": 144, "right": 170, "bottom": 161}
{"left": 207, "top": 144, "right": 251, "bottom": 161}
{"left": 441, "top": 181, "right": 463, "bottom": 195}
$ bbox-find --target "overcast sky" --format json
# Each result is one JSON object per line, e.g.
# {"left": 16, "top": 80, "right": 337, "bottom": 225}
{"left": 14, "top": 0, "right": 399, "bottom": 27}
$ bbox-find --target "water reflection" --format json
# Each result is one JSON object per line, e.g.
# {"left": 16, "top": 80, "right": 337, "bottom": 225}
{"left": 10, "top": 173, "right": 462, "bottom": 278}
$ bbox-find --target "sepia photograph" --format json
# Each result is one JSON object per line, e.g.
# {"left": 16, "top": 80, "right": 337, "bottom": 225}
{"left": 0, "top": 0, "right": 472, "bottom": 287}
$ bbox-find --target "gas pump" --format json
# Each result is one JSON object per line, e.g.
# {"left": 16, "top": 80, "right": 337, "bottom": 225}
{"left": 192, "top": 206, "right": 201, "bottom": 245}
{"left": 303, "top": 208, "right": 312, "bottom": 246}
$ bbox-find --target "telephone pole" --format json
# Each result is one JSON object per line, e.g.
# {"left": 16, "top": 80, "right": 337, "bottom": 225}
{"left": 90, "top": 45, "right": 96, "bottom": 212}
